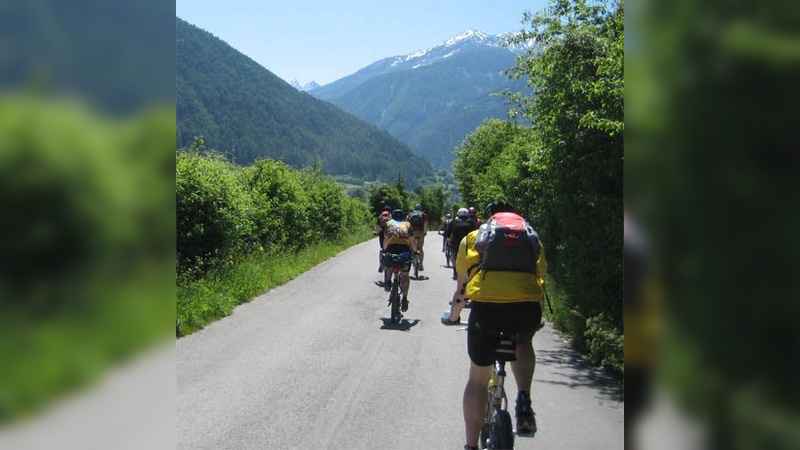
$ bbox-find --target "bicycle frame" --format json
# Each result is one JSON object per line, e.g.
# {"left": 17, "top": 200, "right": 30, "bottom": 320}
{"left": 481, "top": 333, "right": 516, "bottom": 449}
{"left": 382, "top": 252, "right": 409, "bottom": 323}
{"left": 488, "top": 360, "right": 508, "bottom": 410}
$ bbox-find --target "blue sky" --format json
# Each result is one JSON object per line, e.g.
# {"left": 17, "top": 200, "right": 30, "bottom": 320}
{"left": 176, "top": 0, "right": 550, "bottom": 86}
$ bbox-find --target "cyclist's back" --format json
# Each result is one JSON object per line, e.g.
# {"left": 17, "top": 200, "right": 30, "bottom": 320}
{"left": 384, "top": 219, "right": 412, "bottom": 250}
{"left": 383, "top": 209, "right": 415, "bottom": 312}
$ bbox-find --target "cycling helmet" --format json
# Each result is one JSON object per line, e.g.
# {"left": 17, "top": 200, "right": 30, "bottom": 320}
{"left": 445, "top": 213, "right": 452, "bottom": 219}
{"left": 391, "top": 209, "right": 405, "bottom": 221}
{"left": 456, "top": 207, "right": 469, "bottom": 218}
{"left": 383, "top": 205, "right": 392, "bottom": 211}
{"left": 485, "top": 201, "right": 515, "bottom": 216}
{"left": 468, "top": 206, "right": 477, "bottom": 216}
{"left": 414, "top": 203, "right": 422, "bottom": 210}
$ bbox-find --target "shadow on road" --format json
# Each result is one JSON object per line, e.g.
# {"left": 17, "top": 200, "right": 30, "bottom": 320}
{"left": 535, "top": 347, "right": 623, "bottom": 402}
{"left": 379, "top": 318, "right": 420, "bottom": 331}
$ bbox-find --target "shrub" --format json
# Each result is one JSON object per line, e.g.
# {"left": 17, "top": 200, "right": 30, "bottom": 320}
{"left": 176, "top": 148, "right": 251, "bottom": 274}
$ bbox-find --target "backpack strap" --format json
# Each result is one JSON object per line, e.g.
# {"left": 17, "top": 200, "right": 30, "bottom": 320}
{"left": 461, "top": 263, "right": 482, "bottom": 294}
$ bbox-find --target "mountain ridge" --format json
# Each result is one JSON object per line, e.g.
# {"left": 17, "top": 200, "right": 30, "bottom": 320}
{"left": 308, "top": 29, "right": 531, "bottom": 170}
{"left": 176, "top": 17, "right": 435, "bottom": 187}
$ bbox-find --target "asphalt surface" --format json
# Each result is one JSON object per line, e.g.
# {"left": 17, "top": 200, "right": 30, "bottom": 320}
{"left": 176, "top": 232, "right": 623, "bottom": 449}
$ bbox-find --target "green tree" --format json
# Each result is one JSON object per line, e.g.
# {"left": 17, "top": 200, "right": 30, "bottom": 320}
{"left": 505, "top": 0, "right": 624, "bottom": 341}
{"left": 453, "top": 119, "right": 536, "bottom": 215}
{"left": 367, "top": 183, "right": 403, "bottom": 216}
{"left": 394, "top": 170, "right": 409, "bottom": 209}
{"left": 413, "top": 184, "right": 449, "bottom": 226}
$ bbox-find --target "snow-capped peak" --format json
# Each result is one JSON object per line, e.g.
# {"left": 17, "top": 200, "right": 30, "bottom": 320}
{"left": 387, "top": 29, "right": 505, "bottom": 68}
{"left": 290, "top": 79, "right": 321, "bottom": 92}
{"left": 443, "top": 29, "right": 491, "bottom": 47}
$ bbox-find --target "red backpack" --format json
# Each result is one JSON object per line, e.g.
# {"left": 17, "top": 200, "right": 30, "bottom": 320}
{"left": 473, "top": 212, "right": 540, "bottom": 276}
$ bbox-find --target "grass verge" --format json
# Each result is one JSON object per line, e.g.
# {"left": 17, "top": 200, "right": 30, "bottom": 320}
{"left": 176, "top": 226, "right": 373, "bottom": 337}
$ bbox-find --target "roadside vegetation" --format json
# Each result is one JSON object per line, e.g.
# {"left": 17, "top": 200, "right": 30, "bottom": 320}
{"left": 176, "top": 141, "right": 375, "bottom": 336}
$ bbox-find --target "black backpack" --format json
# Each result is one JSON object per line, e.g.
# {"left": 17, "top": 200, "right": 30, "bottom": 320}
{"left": 449, "top": 217, "right": 477, "bottom": 250}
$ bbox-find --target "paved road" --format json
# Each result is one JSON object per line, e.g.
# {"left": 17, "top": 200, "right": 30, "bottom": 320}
{"left": 177, "top": 232, "right": 623, "bottom": 449}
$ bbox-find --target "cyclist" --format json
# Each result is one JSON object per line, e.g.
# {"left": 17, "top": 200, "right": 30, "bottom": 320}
{"left": 373, "top": 206, "right": 392, "bottom": 273}
{"left": 453, "top": 201, "right": 547, "bottom": 450}
{"left": 406, "top": 203, "right": 429, "bottom": 271}
{"left": 467, "top": 205, "right": 482, "bottom": 228}
{"left": 438, "top": 213, "right": 454, "bottom": 266}
{"left": 382, "top": 209, "right": 418, "bottom": 312}
{"left": 441, "top": 207, "right": 477, "bottom": 324}
{"left": 443, "top": 207, "right": 476, "bottom": 281}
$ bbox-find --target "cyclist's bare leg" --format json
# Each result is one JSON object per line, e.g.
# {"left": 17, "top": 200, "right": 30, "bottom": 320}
{"left": 417, "top": 235, "right": 425, "bottom": 267}
{"left": 463, "top": 362, "right": 492, "bottom": 448}
{"left": 400, "top": 271, "right": 410, "bottom": 299}
{"left": 510, "top": 341, "right": 535, "bottom": 394}
{"left": 446, "top": 297, "right": 468, "bottom": 322}
{"left": 446, "top": 273, "right": 468, "bottom": 322}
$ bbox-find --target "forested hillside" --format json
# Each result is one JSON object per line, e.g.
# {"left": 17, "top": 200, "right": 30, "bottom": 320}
{"left": 329, "top": 47, "right": 526, "bottom": 170}
{"left": 176, "top": 18, "right": 435, "bottom": 187}
{"left": 313, "top": 43, "right": 527, "bottom": 170}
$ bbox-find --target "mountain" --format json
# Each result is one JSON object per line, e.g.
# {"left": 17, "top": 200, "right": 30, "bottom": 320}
{"left": 309, "top": 30, "right": 531, "bottom": 170}
{"left": 176, "top": 17, "right": 434, "bottom": 187}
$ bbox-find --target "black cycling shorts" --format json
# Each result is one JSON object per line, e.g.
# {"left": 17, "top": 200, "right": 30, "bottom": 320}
{"left": 467, "top": 301, "right": 542, "bottom": 367}
{"left": 384, "top": 244, "right": 412, "bottom": 272}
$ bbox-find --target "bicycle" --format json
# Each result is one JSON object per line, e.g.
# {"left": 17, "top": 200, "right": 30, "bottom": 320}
{"left": 381, "top": 251, "right": 411, "bottom": 323}
{"left": 480, "top": 332, "right": 517, "bottom": 450}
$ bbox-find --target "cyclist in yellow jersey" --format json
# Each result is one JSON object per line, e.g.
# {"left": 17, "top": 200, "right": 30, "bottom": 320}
{"left": 453, "top": 202, "right": 547, "bottom": 450}
{"left": 383, "top": 209, "right": 418, "bottom": 312}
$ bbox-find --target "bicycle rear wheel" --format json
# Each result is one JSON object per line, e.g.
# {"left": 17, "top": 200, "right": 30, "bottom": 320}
{"left": 482, "top": 408, "right": 514, "bottom": 450}
{"left": 389, "top": 275, "right": 401, "bottom": 323}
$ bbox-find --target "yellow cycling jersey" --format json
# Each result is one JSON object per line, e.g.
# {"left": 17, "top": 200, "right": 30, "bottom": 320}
{"left": 455, "top": 230, "right": 547, "bottom": 302}
{"left": 384, "top": 219, "right": 412, "bottom": 247}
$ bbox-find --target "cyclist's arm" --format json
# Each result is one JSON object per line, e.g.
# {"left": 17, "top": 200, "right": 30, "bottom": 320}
{"left": 536, "top": 242, "right": 548, "bottom": 284}
{"left": 536, "top": 243, "right": 547, "bottom": 309}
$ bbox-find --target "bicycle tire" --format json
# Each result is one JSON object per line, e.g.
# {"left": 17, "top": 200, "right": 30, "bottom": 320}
{"left": 390, "top": 275, "right": 401, "bottom": 323}
{"left": 485, "top": 408, "right": 514, "bottom": 450}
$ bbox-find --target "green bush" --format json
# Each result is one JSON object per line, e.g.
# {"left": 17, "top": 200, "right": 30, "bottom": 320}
{"left": 175, "top": 147, "right": 374, "bottom": 335}
{"left": 176, "top": 147, "right": 252, "bottom": 274}
{"left": 585, "top": 313, "right": 624, "bottom": 377}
